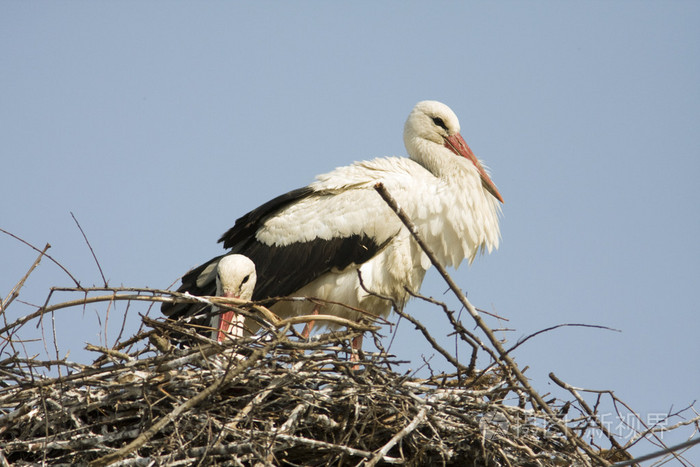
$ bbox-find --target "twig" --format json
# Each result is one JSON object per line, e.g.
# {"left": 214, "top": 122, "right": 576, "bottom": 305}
{"left": 0, "top": 293, "right": 172, "bottom": 337}
{"left": 507, "top": 323, "right": 620, "bottom": 354}
{"left": 71, "top": 212, "right": 108, "bottom": 287}
{"left": 612, "top": 436, "right": 700, "bottom": 466}
{"left": 403, "top": 286, "right": 497, "bottom": 377}
{"left": 364, "top": 405, "right": 429, "bottom": 467}
{"left": 270, "top": 432, "right": 402, "bottom": 464}
{"left": 391, "top": 304, "right": 470, "bottom": 374}
{"left": 276, "top": 314, "right": 378, "bottom": 332}
{"left": 0, "top": 228, "right": 81, "bottom": 287}
{"left": 1, "top": 244, "right": 50, "bottom": 313}
{"left": 226, "top": 360, "right": 305, "bottom": 430}
{"left": 85, "top": 343, "right": 133, "bottom": 362}
{"left": 275, "top": 402, "right": 308, "bottom": 435}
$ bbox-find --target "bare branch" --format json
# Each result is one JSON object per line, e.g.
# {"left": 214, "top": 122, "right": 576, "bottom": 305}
{"left": 70, "top": 212, "right": 108, "bottom": 287}
{"left": 0, "top": 228, "right": 81, "bottom": 287}
{"left": 1, "top": 243, "right": 50, "bottom": 312}
{"left": 611, "top": 437, "right": 700, "bottom": 466}
{"left": 507, "top": 323, "right": 621, "bottom": 354}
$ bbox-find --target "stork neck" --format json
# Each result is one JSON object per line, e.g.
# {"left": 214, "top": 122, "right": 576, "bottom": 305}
{"left": 410, "top": 138, "right": 474, "bottom": 181}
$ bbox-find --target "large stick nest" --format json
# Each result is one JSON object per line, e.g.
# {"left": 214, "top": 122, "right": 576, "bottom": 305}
{"left": 1, "top": 287, "right": 636, "bottom": 466}
{"left": 0, "top": 314, "right": 587, "bottom": 465}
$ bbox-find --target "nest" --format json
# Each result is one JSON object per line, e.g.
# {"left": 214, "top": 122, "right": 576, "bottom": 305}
{"left": 0, "top": 281, "right": 643, "bottom": 467}
{"left": 0, "top": 311, "right": 599, "bottom": 466}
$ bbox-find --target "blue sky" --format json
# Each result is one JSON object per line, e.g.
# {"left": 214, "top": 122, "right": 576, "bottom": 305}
{"left": 2, "top": 2, "right": 699, "bottom": 462}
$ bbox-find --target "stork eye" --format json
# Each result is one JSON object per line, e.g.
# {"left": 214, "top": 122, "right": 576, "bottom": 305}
{"left": 432, "top": 117, "right": 448, "bottom": 131}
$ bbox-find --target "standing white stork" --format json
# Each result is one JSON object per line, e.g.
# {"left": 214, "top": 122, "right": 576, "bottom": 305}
{"left": 163, "top": 100, "right": 502, "bottom": 354}
{"left": 211, "top": 254, "right": 257, "bottom": 342}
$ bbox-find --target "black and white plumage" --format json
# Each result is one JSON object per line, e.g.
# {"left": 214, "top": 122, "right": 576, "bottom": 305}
{"left": 163, "top": 100, "right": 502, "bottom": 342}
{"left": 212, "top": 254, "right": 256, "bottom": 342}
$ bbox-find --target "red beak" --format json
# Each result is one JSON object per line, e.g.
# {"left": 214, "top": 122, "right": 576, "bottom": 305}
{"left": 216, "top": 292, "right": 240, "bottom": 342}
{"left": 445, "top": 133, "right": 504, "bottom": 203}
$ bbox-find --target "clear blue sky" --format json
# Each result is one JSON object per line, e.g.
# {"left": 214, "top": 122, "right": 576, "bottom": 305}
{"left": 2, "top": 2, "right": 698, "bottom": 462}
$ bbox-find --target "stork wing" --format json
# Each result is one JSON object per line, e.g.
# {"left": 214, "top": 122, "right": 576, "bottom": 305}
{"left": 220, "top": 184, "right": 399, "bottom": 300}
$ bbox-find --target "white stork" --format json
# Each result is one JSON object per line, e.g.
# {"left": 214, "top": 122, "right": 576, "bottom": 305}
{"left": 163, "top": 100, "right": 502, "bottom": 354}
{"left": 211, "top": 254, "right": 257, "bottom": 342}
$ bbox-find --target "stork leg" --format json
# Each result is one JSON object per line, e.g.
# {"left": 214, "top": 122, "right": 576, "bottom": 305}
{"left": 350, "top": 333, "right": 363, "bottom": 366}
{"left": 301, "top": 306, "right": 320, "bottom": 339}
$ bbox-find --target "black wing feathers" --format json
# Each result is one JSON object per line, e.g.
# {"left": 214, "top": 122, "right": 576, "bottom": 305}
{"left": 163, "top": 185, "right": 394, "bottom": 320}
{"left": 241, "top": 234, "right": 384, "bottom": 300}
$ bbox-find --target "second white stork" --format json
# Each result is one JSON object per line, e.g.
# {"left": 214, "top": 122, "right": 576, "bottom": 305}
{"left": 163, "top": 100, "right": 503, "bottom": 353}
{"left": 212, "top": 254, "right": 257, "bottom": 342}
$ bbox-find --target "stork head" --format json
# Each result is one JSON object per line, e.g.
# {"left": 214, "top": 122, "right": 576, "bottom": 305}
{"left": 215, "top": 254, "right": 257, "bottom": 300}
{"left": 404, "top": 100, "right": 503, "bottom": 203}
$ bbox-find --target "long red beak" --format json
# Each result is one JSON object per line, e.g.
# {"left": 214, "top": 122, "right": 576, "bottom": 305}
{"left": 217, "top": 311, "right": 235, "bottom": 342}
{"left": 445, "top": 133, "right": 504, "bottom": 203}
{"left": 216, "top": 292, "right": 240, "bottom": 342}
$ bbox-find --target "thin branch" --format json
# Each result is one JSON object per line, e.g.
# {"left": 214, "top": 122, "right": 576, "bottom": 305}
{"left": 506, "top": 323, "right": 621, "bottom": 354}
{"left": 70, "top": 212, "right": 107, "bottom": 287}
{"left": 611, "top": 436, "right": 700, "bottom": 466}
{"left": 390, "top": 303, "right": 470, "bottom": 374}
{"left": 403, "top": 286, "right": 495, "bottom": 373}
{"left": 364, "top": 405, "right": 429, "bottom": 467}
{"left": 1, "top": 243, "right": 50, "bottom": 312}
{"left": 0, "top": 228, "right": 81, "bottom": 287}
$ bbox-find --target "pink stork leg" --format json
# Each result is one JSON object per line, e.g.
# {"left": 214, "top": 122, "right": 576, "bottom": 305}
{"left": 348, "top": 334, "right": 364, "bottom": 371}
{"left": 301, "top": 306, "right": 320, "bottom": 339}
{"left": 350, "top": 334, "right": 363, "bottom": 363}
